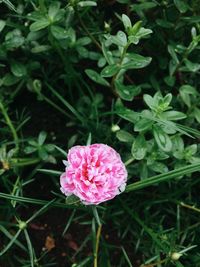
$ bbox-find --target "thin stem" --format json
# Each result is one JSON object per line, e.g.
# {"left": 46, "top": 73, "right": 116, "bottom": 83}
{"left": 111, "top": 42, "right": 130, "bottom": 93}
{"left": 77, "top": 11, "right": 102, "bottom": 51}
{"left": 125, "top": 158, "right": 134, "bottom": 166}
{"left": 42, "top": 94, "right": 72, "bottom": 118}
{"left": 94, "top": 223, "right": 102, "bottom": 267}
{"left": 0, "top": 100, "right": 19, "bottom": 154}
{"left": 180, "top": 202, "right": 200, "bottom": 213}
{"left": 140, "top": 258, "right": 167, "bottom": 267}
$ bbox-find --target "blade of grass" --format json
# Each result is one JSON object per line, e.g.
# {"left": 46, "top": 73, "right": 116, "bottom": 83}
{"left": 0, "top": 193, "right": 85, "bottom": 209}
{"left": 126, "top": 163, "right": 200, "bottom": 192}
{"left": 119, "top": 199, "right": 165, "bottom": 250}
{"left": 45, "top": 82, "right": 84, "bottom": 123}
{"left": 62, "top": 209, "right": 76, "bottom": 236}
{"left": 54, "top": 145, "right": 67, "bottom": 157}
{"left": 0, "top": 229, "right": 22, "bottom": 256}
{"left": 2, "top": 0, "right": 17, "bottom": 12}
{"left": 26, "top": 199, "right": 56, "bottom": 224}
{"left": 0, "top": 225, "right": 26, "bottom": 251}
{"left": 121, "top": 246, "right": 133, "bottom": 267}
{"left": 37, "top": 169, "right": 62, "bottom": 176}
{"left": 24, "top": 229, "right": 35, "bottom": 267}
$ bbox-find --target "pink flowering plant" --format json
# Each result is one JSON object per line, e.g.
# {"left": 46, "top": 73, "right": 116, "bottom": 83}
{"left": 60, "top": 144, "right": 127, "bottom": 205}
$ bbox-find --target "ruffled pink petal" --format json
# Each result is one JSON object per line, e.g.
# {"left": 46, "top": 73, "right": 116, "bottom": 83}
{"left": 60, "top": 144, "right": 127, "bottom": 205}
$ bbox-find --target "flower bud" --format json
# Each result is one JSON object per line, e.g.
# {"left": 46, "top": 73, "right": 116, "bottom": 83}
{"left": 18, "top": 221, "right": 27, "bottom": 230}
{"left": 111, "top": 124, "right": 120, "bottom": 132}
{"left": 170, "top": 252, "right": 182, "bottom": 261}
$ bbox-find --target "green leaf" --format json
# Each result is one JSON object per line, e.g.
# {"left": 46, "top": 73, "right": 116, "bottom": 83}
{"left": 156, "top": 19, "right": 174, "bottom": 28}
{"left": 5, "top": 31, "right": 25, "bottom": 49}
{"left": 0, "top": 20, "right": 6, "bottom": 32}
{"left": 149, "top": 162, "right": 168, "bottom": 174}
{"left": 162, "top": 111, "right": 186, "bottom": 121}
{"left": 10, "top": 61, "right": 27, "bottom": 77}
{"left": 122, "top": 54, "right": 152, "bottom": 70}
{"left": 153, "top": 125, "right": 172, "bottom": 152}
{"left": 3, "top": 73, "right": 19, "bottom": 86}
{"left": 130, "top": 21, "right": 142, "bottom": 36}
{"left": 0, "top": 229, "right": 22, "bottom": 256}
{"left": 116, "top": 31, "right": 127, "bottom": 47}
{"left": 37, "top": 169, "right": 62, "bottom": 176}
{"left": 131, "top": 135, "right": 147, "bottom": 160}
{"left": 174, "top": 0, "right": 188, "bottom": 13}
{"left": 38, "top": 148, "right": 48, "bottom": 160}
{"left": 168, "top": 45, "right": 179, "bottom": 64}
{"left": 30, "top": 19, "right": 50, "bottom": 32}
{"left": 194, "top": 107, "right": 200, "bottom": 123}
{"left": 115, "top": 80, "right": 141, "bottom": 101}
{"left": 134, "top": 118, "right": 153, "bottom": 132}
{"left": 164, "top": 76, "right": 175, "bottom": 87}
{"left": 38, "top": 131, "right": 47, "bottom": 145}
{"left": 122, "top": 14, "right": 132, "bottom": 30}
{"left": 65, "top": 195, "right": 81, "bottom": 205}
{"left": 24, "top": 146, "right": 37, "bottom": 154}
{"left": 85, "top": 69, "right": 110, "bottom": 87}
{"left": 109, "top": 31, "right": 127, "bottom": 47}
{"left": 117, "top": 106, "right": 139, "bottom": 123}
{"left": 102, "top": 42, "right": 114, "bottom": 65}
{"left": 184, "top": 58, "right": 200, "bottom": 72}
{"left": 179, "top": 85, "right": 197, "bottom": 107}
{"left": 116, "top": 130, "right": 134, "bottom": 143}
{"left": 78, "top": 1, "right": 97, "bottom": 7}
{"left": 31, "top": 45, "right": 51, "bottom": 53}
{"left": 143, "top": 94, "right": 155, "bottom": 110}
{"left": 126, "top": 163, "right": 200, "bottom": 192}
{"left": 135, "top": 27, "right": 152, "bottom": 38}
{"left": 50, "top": 25, "right": 69, "bottom": 40}
{"left": 101, "top": 64, "right": 120, "bottom": 77}
{"left": 48, "top": 1, "right": 61, "bottom": 21}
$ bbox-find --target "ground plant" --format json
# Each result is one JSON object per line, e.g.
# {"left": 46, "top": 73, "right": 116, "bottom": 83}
{"left": 1, "top": 0, "right": 200, "bottom": 266}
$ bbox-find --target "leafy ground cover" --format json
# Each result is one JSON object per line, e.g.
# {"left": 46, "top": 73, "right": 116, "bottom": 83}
{"left": 1, "top": 0, "right": 200, "bottom": 266}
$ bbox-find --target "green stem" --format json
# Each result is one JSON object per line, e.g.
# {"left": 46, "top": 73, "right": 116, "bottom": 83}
{"left": 125, "top": 158, "right": 134, "bottom": 166}
{"left": 94, "top": 224, "right": 102, "bottom": 267}
{"left": 111, "top": 42, "right": 130, "bottom": 93}
{"left": 77, "top": 11, "right": 102, "bottom": 51}
{"left": 11, "top": 158, "right": 40, "bottom": 167}
{"left": 42, "top": 94, "right": 72, "bottom": 118}
{"left": 0, "top": 99, "right": 19, "bottom": 154}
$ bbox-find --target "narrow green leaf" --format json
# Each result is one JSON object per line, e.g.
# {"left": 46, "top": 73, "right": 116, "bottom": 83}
{"left": 0, "top": 229, "right": 22, "bottom": 256}
{"left": 78, "top": 1, "right": 97, "bottom": 7}
{"left": 0, "top": 20, "right": 6, "bottom": 32}
{"left": 122, "top": 14, "right": 132, "bottom": 29}
{"left": 174, "top": 0, "right": 188, "bottom": 13}
{"left": 126, "top": 163, "right": 200, "bottom": 192}
{"left": 131, "top": 135, "right": 147, "bottom": 160}
{"left": 10, "top": 61, "right": 27, "bottom": 77}
{"left": 122, "top": 54, "right": 152, "bottom": 70}
{"left": 115, "top": 80, "right": 141, "bottom": 101}
{"left": 101, "top": 64, "right": 120, "bottom": 77}
{"left": 38, "top": 131, "right": 47, "bottom": 145}
{"left": 0, "top": 226, "right": 26, "bottom": 251}
{"left": 30, "top": 19, "right": 50, "bottom": 32}
{"left": 48, "top": 1, "right": 60, "bottom": 20}
{"left": 153, "top": 125, "right": 172, "bottom": 152}
{"left": 37, "top": 169, "right": 62, "bottom": 176}
{"left": 50, "top": 25, "right": 69, "bottom": 39}
{"left": 85, "top": 69, "right": 110, "bottom": 87}
{"left": 24, "top": 229, "right": 34, "bottom": 267}
{"left": 116, "top": 130, "right": 134, "bottom": 143}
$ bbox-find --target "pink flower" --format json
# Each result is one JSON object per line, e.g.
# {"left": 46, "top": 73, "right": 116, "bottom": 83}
{"left": 60, "top": 144, "right": 127, "bottom": 205}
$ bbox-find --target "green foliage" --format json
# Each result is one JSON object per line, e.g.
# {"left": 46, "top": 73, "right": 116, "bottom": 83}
{"left": 1, "top": 0, "right": 200, "bottom": 266}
